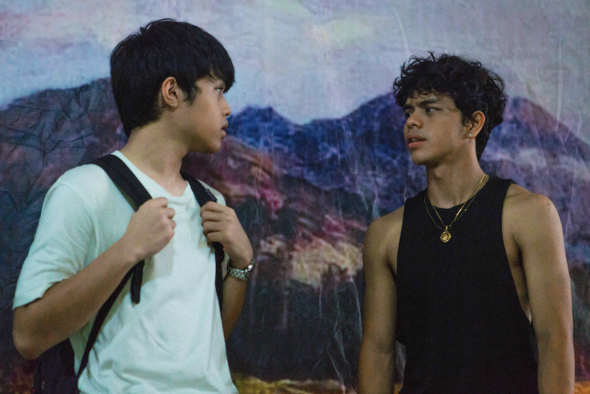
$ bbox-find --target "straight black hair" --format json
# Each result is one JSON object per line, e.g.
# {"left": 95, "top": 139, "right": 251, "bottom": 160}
{"left": 110, "top": 19, "right": 235, "bottom": 136}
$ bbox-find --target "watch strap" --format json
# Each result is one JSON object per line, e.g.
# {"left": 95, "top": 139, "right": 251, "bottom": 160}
{"left": 227, "top": 259, "right": 255, "bottom": 281}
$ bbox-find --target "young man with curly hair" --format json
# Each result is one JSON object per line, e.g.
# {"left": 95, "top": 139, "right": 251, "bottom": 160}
{"left": 359, "top": 53, "right": 574, "bottom": 393}
{"left": 13, "top": 20, "right": 252, "bottom": 393}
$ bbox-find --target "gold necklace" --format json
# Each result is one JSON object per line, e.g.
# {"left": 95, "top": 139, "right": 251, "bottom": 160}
{"left": 424, "top": 174, "right": 488, "bottom": 243}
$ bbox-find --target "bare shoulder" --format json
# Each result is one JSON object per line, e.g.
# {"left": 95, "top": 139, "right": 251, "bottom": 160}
{"left": 366, "top": 206, "right": 404, "bottom": 247}
{"left": 505, "top": 183, "right": 559, "bottom": 220}
{"left": 369, "top": 205, "right": 404, "bottom": 233}
{"left": 365, "top": 206, "right": 405, "bottom": 274}
{"left": 503, "top": 183, "right": 562, "bottom": 244}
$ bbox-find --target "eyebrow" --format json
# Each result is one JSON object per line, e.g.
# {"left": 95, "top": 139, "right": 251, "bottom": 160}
{"left": 208, "top": 74, "right": 225, "bottom": 84}
{"left": 216, "top": 79, "right": 227, "bottom": 91}
{"left": 403, "top": 98, "right": 441, "bottom": 111}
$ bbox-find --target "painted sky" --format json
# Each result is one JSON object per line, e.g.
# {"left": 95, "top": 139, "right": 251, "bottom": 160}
{"left": 1, "top": 0, "right": 589, "bottom": 143}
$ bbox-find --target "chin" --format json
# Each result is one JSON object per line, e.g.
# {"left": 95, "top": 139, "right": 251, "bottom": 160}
{"left": 409, "top": 151, "right": 430, "bottom": 166}
{"left": 411, "top": 152, "right": 444, "bottom": 168}
{"left": 190, "top": 143, "right": 221, "bottom": 154}
{"left": 208, "top": 142, "right": 223, "bottom": 154}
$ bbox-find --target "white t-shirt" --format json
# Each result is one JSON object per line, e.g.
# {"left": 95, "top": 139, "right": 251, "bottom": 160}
{"left": 14, "top": 151, "right": 238, "bottom": 394}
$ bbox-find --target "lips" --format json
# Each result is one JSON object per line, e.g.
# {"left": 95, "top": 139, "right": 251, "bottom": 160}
{"left": 406, "top": 134, "right": 425, "bottom": 148}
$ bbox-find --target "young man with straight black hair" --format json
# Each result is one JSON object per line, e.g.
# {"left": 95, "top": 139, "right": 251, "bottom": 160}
{"left": 359, "top": 53, "right": 574, "bottom": 393}
{"left": 13, "top": 19, "right": 252, "bottom": 393}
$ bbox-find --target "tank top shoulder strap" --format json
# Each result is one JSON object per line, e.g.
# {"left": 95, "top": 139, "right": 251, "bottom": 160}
{"left": 482, "top": 176, "right": 514, "bottom": 208}
{"left": 400, "top": 189, "right": 427, "bottom": 234}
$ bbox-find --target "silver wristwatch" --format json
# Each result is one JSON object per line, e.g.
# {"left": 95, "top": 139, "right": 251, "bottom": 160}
{"left": 227, "top": 258, "right": 255, "bottom": 281}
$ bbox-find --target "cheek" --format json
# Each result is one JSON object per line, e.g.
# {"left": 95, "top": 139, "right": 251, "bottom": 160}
{"left": 427, "top": 133, "right": 453, "bottom": 152}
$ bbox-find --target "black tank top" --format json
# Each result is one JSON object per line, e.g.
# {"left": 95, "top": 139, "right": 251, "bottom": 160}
{"left": 396, "top": 176, "right": 538, "bottom": 394}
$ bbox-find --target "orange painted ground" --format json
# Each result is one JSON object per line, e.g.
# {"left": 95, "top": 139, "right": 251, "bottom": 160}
{"left": 234, "top": 375, "right": 590, "bottom": 394}
{"left": 3, "top": 371, "right": 589, "bottom": 393}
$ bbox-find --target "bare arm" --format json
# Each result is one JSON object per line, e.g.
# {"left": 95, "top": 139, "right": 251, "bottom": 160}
{"left": 512, "top": 193, "right": 574, "bottom": 393}
{"left": 221, "top": 275, "right": 248, "bottom": 340}
{"left": 358, "top": 209, "right": 402, "bottom": 394}
{"left": 200, "top": 201, "right": 253, "bottom": 339}
{"left": 13, "top": 197, "right": 176, "bottom": 360}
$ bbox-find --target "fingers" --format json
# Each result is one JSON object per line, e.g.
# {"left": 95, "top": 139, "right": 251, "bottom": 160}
{"left": 201, "top": 204, "right": 235, "bottom": 228}
{"left": 165, "top": 207, "right": 175, "bottom": 219}
{"left": 123, "top": 197, "right": 177, "bottom": 261}
{"left": 139, "top": 198, "right": 175, "bottom": 219}
{"left": 204, "top": 230, "right": 224, "bottom": 244}
{"left": 201, "top": 212, "right": 245, "bottom": 245}
{"left": 200, "top": 201, "right": 225, "bottom": 213}
{"left": 151, "top": 197, "right": 170, "bottom": 208}
{"left": 200, "top": 210, "right": 224, "bottom": 222}
{"left": 200, "top": 202, "right": 236, "bottom": 220}
{"left": 202, "top": 220, "right": 223, "bottom": 235}
{"left": 201, "top": 208, "right": 234, "bottom": 242}
{"left": 200, "top": 204, "right": 253, "bottom": 266}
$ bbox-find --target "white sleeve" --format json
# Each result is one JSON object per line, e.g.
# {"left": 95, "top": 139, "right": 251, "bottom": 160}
{"left": 13, "top": 181, "right": 97, "bottom": 309}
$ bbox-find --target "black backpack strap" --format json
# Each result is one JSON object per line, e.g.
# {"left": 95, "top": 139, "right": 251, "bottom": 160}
{"left": 181, "top": 171, "right": 225, "bottom": 310}
{"left": 77, "top": 269, "right": 134, "bottom": 378}
{"left": 75, "top": 154, "right": 154, "bottom": 376}
{"left": 92, "top": 154, "right": 153, "bottom": 304}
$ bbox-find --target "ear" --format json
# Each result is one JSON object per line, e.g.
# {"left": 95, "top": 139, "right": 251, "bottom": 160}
{"left": 465, "top": 111, "right": 485, "bottom": 139}
{"left": 160, "top": 77, "right": 182, "bottom": 109}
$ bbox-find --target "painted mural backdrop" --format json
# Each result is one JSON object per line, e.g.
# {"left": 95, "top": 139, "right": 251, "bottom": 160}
{"left": 1, "top": 1, "right": 589, "bottom": 393}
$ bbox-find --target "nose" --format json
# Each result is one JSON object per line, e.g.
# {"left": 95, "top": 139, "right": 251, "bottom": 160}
{"left": 222, "top": 96, "right": 232, "bottom": 117}
{"left": 405, "top": 112, "right": 422, "bottom": 129}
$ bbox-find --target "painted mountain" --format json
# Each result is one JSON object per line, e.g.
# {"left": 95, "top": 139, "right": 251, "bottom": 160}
{"left": 1, "top": 78, "right": 589, "bottom": 391}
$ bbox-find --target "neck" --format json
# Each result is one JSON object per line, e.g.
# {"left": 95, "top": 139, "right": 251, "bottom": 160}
{"left": 119, "top": 122, "right": 189, "bottom": 196}
{"left": 425, "top": 157, "right": 486, "bottom": 209}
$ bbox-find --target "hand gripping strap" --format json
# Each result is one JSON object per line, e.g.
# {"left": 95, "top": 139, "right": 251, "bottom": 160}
{"left": 181, "top": 171, "right": 225, "bottom": 310}
{"left": 92, "top": 154, "right": 152, "bottom": 304}
{"left": 92, "top": 156, "right": 225, "bottom": 308}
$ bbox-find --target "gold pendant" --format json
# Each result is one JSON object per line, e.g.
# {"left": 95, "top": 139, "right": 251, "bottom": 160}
{"left": 440, "top": 229, "right": 451, "bottom": 243}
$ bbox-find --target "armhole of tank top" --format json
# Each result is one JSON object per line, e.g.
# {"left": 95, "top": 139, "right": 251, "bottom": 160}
{"left": 497, "top": 177, "right": 532, "bottom": 328}
{"left": 396, "top": 191, "right": 422, "bottom": 280}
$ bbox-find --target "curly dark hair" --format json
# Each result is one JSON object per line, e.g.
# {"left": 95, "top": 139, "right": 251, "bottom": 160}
{"left": 393, "top": 53, "right": 506, "bottom": 160}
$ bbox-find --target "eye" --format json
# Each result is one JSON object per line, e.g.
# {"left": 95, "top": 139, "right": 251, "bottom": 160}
{"left": 425, "top": 107, "right": 437, "bottom": 114}
{"left": 404, "top": 111, "right": 411, "bottom": 118}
